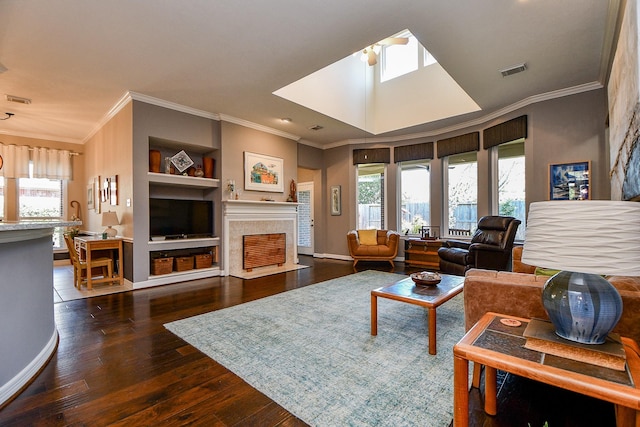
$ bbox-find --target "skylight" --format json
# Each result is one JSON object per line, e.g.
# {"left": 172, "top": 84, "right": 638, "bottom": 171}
{"left": 273, "top": 30, "right": 480, "bottom": 136}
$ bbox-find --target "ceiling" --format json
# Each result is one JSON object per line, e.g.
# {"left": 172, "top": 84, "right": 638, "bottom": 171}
{"left": 0, "top": 0, "right": 621, "bottom": 148}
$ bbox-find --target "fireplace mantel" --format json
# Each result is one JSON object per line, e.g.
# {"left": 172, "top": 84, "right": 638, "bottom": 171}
{"left": 222, "top": 200, "right": 299, "bottom": 277}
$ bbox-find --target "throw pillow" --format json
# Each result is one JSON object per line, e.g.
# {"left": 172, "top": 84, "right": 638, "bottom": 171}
{"left": 534, "top": 267, "right": 561, "bottom": 277}
{"left": 358, "top": 229, "right": 378, "bottom": 245}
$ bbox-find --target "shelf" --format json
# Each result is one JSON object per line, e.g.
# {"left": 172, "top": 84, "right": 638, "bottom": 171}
{"left": 148, "top": 172, "right": 219, "bottom": 189}
{"left": 148, "top": 237, "right": 219, "bottom": 251}
{"left": 139, "top": 266, "right": 221, "bottom": 289}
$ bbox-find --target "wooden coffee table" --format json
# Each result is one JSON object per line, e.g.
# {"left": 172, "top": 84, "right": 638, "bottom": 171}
{"left": 371, "top": 273, "right": 464, "bottom": 355}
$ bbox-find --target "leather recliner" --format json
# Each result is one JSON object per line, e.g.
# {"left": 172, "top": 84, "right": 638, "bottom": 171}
{"left": 437, "top": 216, "right": 521, "bottom": 276}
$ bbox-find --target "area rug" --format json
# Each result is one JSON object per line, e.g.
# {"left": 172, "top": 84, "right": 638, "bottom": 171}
{"left": 164, "top": 270, "right": 466, "bottom": 427}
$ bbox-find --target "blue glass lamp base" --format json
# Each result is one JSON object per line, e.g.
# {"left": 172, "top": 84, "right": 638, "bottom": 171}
{"left": 541, "top": 271, "right": 623, "bottom": 345}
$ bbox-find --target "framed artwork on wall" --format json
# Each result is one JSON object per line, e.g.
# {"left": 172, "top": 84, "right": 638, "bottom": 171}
{"left": 549, "top": 161, "right": 590, "bottom": 200}
{"left": 110, "top": 175, "right": 118, "bottom": 205}
{"left": 244, "top": 151, "right": 284, "bottom": 193}
{"left": 87, "top": 183, "right": 94, "bottom": 210}
{"left": 331, "top": 185, "right": 341, "bottom": 216}
{"left": 94, "top": 176, "right": 101, "bottom": 214}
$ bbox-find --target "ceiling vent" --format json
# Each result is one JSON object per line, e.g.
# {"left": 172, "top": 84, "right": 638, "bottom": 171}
{"left": 500, "top": 63, "right": 527, "bottom": 77}
{"left": 6, "top": 94, "right": 32, "bottom": 104}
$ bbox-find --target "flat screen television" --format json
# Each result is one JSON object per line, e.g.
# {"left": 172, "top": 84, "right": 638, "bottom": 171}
{"left": 149, "top": 198, "right": 213, "bottom": 239}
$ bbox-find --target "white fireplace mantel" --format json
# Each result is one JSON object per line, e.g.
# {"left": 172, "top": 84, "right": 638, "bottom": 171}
{"left": 222, "top": 200, "right": 299, "bottom": 276}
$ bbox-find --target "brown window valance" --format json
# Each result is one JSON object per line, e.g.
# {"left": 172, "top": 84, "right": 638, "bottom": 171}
{"left": 483, "top": 115, "right": 528, "bottom": 149}
{"left": 353, "top": 148, "right": 390, "bottom": 164}
{"left": 394, "top": 142, "right": 434, "bottom": 163}
{"left": 436, "top": 132, "right": 479, "bottom": 158}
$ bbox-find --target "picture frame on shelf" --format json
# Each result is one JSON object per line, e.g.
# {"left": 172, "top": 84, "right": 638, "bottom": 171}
{"left": 331, "top": 185, "right": 341, "bottom": 216}
{"left": 549, "top": 161, "right": 590, "bottom": 200}
{"left": 244, "top": 151, "right": 284, "bottom": 193}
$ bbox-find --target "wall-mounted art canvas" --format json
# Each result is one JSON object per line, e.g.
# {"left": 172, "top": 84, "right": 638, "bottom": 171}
{"left": 244, "top": 152, "right": 284, "bottom": 193}
{"left": 549, "top": 161, "right": 590, "bottom": 200}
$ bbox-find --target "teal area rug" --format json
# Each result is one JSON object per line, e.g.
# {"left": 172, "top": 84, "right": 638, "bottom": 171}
{"left": 165, "top": 270, "right": 465, "bottom": 426}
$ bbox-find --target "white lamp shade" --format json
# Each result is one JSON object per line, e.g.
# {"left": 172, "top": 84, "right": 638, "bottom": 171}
{"left": 522, "top": 200, "right": 640, "bottom": 276}
{"left": 101, "top": 211, "right": 119, "bottom": 227}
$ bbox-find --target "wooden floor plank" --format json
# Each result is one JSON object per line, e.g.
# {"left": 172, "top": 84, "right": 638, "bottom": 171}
{"left": 0, "top": 257, "right": 618, "bottom": 426}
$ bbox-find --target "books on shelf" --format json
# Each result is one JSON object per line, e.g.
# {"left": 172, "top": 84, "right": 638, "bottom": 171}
{"left": 523, "top": 318, "right": 626, "bottom": 371}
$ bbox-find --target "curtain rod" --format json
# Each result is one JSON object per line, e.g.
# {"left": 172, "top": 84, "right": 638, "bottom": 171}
{"left": 0, "top": 142, "right": 81, "bottom": 156}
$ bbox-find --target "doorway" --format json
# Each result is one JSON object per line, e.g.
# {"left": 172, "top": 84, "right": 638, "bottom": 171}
{"left": 297, "top": 181, "right": 314, "bottom": 255}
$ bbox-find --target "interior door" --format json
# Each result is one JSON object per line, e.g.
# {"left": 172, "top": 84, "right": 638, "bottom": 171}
{"left": 297, "top": 182, "right": 314, "bottom": 255}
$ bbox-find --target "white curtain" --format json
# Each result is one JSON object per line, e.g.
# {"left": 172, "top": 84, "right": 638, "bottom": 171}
{"left": 0, "top": 144, "right": 30, "bottom": 178}
{"left": 0, "top": 144, "right": 72, "bottom": 180}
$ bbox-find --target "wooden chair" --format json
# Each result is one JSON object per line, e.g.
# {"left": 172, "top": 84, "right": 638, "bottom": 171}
{"left": 63, "top": 234, "right": 114, "bottom": 289}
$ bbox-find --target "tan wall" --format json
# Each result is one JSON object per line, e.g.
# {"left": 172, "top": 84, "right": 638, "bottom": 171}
{"left": 83, "top": 102, "right": 134, "bottom": 236}
{"left": 220, "top": 121, "right": 298, "bottom": 201}
{"left": 322, "top": 89, "right": 609, "bottom": 258}
{"left": 0, "top": 134, "right": 85, "bottom": 222}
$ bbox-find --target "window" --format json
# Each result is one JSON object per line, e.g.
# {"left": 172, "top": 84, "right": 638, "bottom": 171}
{"left": 381, "top": 33, "right": 418, "bottom": 82}
{"left": 445, "top": 152, "right": 477, "bottom": 234}
{"left": 495, "top": 140, "right": 526, "bottom": 241}
{"left": 357, "top": 163, "right": 385, "bottom": 229}
{"left": 381, "top": 31, "right": 438, "bottom": 83}
{"left": 19, "top": 170, "right": 64, "bottom": 248}
{"left": 399, "top": 160, "right": 430, "bottom": 235}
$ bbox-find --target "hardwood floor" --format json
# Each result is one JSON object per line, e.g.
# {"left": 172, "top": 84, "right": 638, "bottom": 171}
{"left": 0, "top": 257, "right": 617, "bottom": 426}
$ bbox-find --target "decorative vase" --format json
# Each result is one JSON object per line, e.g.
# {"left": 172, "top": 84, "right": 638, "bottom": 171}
{"left": 203, "top": 157, "right": 214, "bottom": 178}
{"left": 542, "top": 271, "right": 622, "bottom": 344}
{"left": 194, "top": 166, "right": 204, "bottom": 177}
{"left": 149, "top": 150, "right": 161, "bottom": 173}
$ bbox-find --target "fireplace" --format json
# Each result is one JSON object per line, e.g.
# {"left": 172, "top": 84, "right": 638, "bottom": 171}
{"left": 222, "top": 200, "right": 299, "bottom": 277}
{"left": 243, "top": 233, "right": 286, "bottom": 271}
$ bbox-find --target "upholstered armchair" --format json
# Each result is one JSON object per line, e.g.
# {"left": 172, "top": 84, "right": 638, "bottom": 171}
{"left": 347, "top": 229, "right": 400, "bottom": 268}
{"left": 437, "top": 216, "right": 521, "bottom": 276}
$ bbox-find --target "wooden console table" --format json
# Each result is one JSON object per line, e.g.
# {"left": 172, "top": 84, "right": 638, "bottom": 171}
{"left": 404, "top": 238, "right": 443, "bottom": 269}
{"left": 453, "top": 312, "right": 640, "bottom": 426}
{"left": 74, "top": 235, "right": 124, "bottom": 289}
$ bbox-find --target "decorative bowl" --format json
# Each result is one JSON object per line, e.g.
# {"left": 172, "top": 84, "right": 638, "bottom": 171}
{"left": 411, "top": 271, "right": 441, "bottom": 286}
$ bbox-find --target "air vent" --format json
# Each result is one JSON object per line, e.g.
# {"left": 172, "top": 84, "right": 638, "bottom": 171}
{"left": 308, "top": 125, "right": 323, "bottom": 131}
{"left": 500, "top": 63, "right": 527, "bottom": 77}
{"left": 6, "top": 94, "right": 32, "bottom": 104}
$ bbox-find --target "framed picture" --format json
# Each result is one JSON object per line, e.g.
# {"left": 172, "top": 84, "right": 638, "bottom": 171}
{"left": 94, "top": 176, "right": 101, "bottom": 214}
{"left": 102, "top": 177, "right": 110, "bottom": 203}
{"left": 331, "top": 185, "right": 341, "bottom": 216}
{"left": 87, "top": 183, "right": 94, "bottom": 210}
{"left": 549, "top": 161, "right": 590, "bottom": 200}
{"left": 110, "top": 175, "right": 118, "bottom": 205}
{"left": 244, "top": 151, "right": 284, "bottom": 193}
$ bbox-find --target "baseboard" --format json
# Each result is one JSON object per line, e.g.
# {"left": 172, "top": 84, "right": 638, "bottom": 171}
{"left": 0, "top": 329, "right": 59, "bottom": 409}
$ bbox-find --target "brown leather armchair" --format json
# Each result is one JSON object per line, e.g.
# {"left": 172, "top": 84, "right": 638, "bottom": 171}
{"left": 347, "top": 229, "right": 400, "bottom": 268}
{"left": 437, "top": 216, "right": 521, "bottom": 276}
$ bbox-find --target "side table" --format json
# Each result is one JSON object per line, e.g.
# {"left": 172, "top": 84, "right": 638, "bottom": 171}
{"left": 453, "top": 312, "right": 640, "bottom": 427}
{"left": 404, "top": 238, "right": 443, "bottom": 269}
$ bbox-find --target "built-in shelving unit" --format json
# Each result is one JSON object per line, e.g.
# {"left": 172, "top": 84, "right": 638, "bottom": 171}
{"left": 147, "top": 172, "right": 220, "bottom": 189}
{"left": 141, "top": 136, "right": 222, "bottom": 287}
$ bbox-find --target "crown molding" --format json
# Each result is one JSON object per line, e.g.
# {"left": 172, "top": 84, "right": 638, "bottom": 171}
{"left": 218, "top": 114, "right": 301, "bottom": 141}
{"left": 317, "top": 81, "right": 604, "bottom": 150}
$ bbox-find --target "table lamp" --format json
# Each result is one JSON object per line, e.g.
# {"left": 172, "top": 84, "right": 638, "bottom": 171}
{"left": 101, "top": 211, "right": 119, "bottom": 238}
{"left": 521, "top": 200, "right": 640, "bottom": 344}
